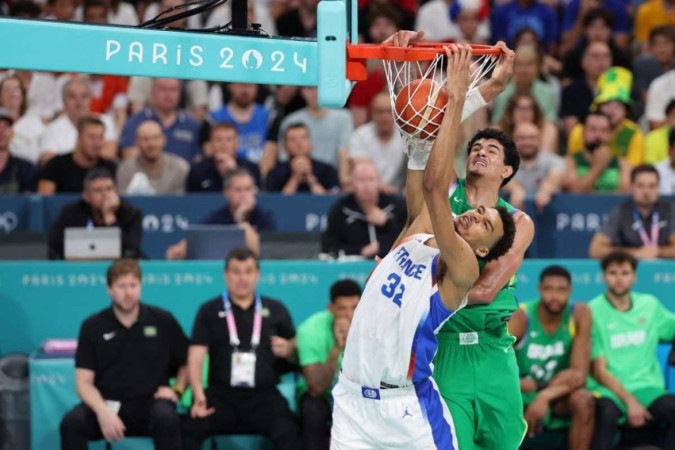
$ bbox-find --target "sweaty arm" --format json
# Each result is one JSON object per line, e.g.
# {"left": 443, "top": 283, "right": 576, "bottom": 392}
{"left": 468, "top": 211, "right": 534, "bottom": 304}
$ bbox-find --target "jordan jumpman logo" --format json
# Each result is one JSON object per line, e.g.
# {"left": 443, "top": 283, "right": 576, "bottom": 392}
{"left": 402, "top": 407, "right": 413, "bottom": 419}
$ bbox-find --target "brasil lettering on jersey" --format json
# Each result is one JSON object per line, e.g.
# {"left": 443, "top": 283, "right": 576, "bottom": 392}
{"left": 610, "top": 330, "right": 647, "bottom": 349}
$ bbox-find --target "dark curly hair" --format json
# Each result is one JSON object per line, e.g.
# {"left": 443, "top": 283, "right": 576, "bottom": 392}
{"left": 483, "top": 206, "right": 517, "bottom": 262}
{"left": 466, "top": 128, "right": 520, "bottom": 187}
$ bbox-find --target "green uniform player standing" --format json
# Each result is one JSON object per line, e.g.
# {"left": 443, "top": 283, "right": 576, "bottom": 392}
{"left": 589, "top": 252, "right": 675, "bottom": 450}
{"left": 509, "top": 265, "right": 594, "bottom": 450}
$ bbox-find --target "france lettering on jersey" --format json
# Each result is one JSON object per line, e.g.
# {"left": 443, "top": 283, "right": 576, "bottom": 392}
{"left": 341, "top": 234, "right": 464, "bottom": 389}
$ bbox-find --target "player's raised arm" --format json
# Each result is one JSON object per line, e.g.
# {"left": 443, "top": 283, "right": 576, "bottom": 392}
{"left": 423, "top": 45, "right": 478, "bottom": 301}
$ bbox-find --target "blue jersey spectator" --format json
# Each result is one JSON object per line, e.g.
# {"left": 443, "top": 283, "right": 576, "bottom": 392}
{"left": 492, "top": 0, "right": 559, "bottom": 51}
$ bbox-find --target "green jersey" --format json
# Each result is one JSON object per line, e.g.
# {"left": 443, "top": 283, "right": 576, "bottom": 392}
{"left": 573, "top": 152, "right": 621, "bottom": 193}
{"left": 516, "top": 300, "right": 575, "bottom": 405}
{"left": 296, "top": 310, "right": 339, "bottom": 399}
{"left": 589, "top": 292, "right": 675, "bottom": 394}
{"left": 442, "top": 178, "right": 519, "bottom": 332}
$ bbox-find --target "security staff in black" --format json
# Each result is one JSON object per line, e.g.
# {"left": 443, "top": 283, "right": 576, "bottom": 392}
{"left": 60, "top": 259, "right": 189, "bottom": 450}
{"left": 182, "top": 248, "right": 302, "bottom": 450}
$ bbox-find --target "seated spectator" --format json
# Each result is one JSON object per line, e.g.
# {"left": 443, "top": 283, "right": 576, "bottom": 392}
{"left": 589, "top": 164, "right": 675, "bottom": 259}
{"left": 44, "top": 0, "right": 76, "bottom": 21}
{"left": 166, "top": 168, "right": 275, "bottom": 259}
{"left": 561, "top": 1, "right": 630, "bottom": 53}
{"left": 560, "top": 41, "right": 613, "bottom": 136}
{"left": 589, "top": 252, "right": 675, "bottom": 449}
{"left": 187, "top": 122, "right": 261, "bottom": 192}
{"left": 296, "top": 279, "right": 361, "bottom": 450}
{"left": 496, "top": 93, "right": 559, "bottom": 154}
{"left": 120, "top": 78, "right": 202, "bottom": 163}
{"left": 47, "top": 168, "right": 142, "bottom": 259}
{"left": 127, "top": 76, "right": 209, "bottom": 124}
{"left": 509, "top": 265, "right": 594, "bottom": 450}
{"left": 75, "top": 0, "right": 139, "bottom": 25}
{"left": 181, "top": 248, "right": 302, "bottom": 450}
{"left": 491, "top": 0, "right": 558, "bottom": 53}
{"left": 491, "top": 46, "right": 558, "bottom": 127}
{"left": 0, "top": 108, "right": 38, "bottom": 193}
{"left": 346, "top": 92, "right": 405, "bottom": 192}
{"left": 116, "top": 121, "right": 189, "bottom": 195}
{"left": 210, "top": 83, "right": 269, "bottom": 164}
{"left": 633, "top": 26, "right": 675, "bottom": 103}
{"left": 560, "top": 9, "right": 632, "bottom": 84}
{"left": 0, "top": 76, "right": 45, "bottom": 165}
{"left": 501, "top": 122, "right": 565, "bottom": 211}
{"left": 634, "top": 0, "right": 675, "bottom": 53}
{"left": 645, "top": 99, "right": 675, "bottom": 164}
{"left": 276, "top": 0, "right": 318, "bottom": 37}
{"left": 656, "top": 129, "right": 675, "bottom": 194}
{"left": 447, "top": 0, "right": 491, "bottom": 44}
{"left": 321, "top": 160, "right": 406, "bottom": 259}
{"left": 357, "top": 0, "right": 414, "bottom": 42}
{"left": 266, "top": 123, "right": 339, "bottom": 194}
{"left": 567, "top": 67, "right": 644, "bottom": 167}
{"left": 415, "top": 0, "right": 489, "bottom": 44}
{"left": 563, "top": 111, "right": 630, "bottom": 193}
{"left": 60, "top": 259, "right": 187, "bottom": 450}
{"left": 39, "top": 77, "right": 118, "bottom": 164}
{"left": 38, "top": 117, "right": 117, "bottom": 195}
{"left": 645, "top": 68, "right": 675, "bottom": 130}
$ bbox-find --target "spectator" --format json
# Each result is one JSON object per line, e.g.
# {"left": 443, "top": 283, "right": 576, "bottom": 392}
{"left": 47, "top": 168, "right": 142, "bottom": 259}
{"left": 645, "top": 99, "right": 675, "bottom": 165}
{"left": 560, "top": 41, "right": 613, "bottom": 136}
{"left": 266, "top": 123, "right": 339, "bottom": 194}
{"left": 0, "top": 76, "right": 45, "bottom": 165}
{"left": 415, "top": 0, "right": 490, "bottom": 43}
{"left": 589, "top": 164, "right": 675, "bottom": 259}
{"left": 187, "top": 122, "right": 261, "bottom": 192}
{"left": 40, "top": 77, "right": 118, "bottom": 165}
{"left": 127, "top": 76, "right": 209, "bottom": 125}
{"left": 44, "top": 0, "right": 76, "bottom": 21}
{"left": 509, "top": 265, "right": 594, "bottom": 450}
{"left": 561, "top": 1, "right": 630, "bottom": 52}
{"left": 346, "top": 92, "right": 405, "bottom": 192}
{"left": 116, "top": 121, "right": 189, "bottom": 195}
{"left": 2, "top": 69, "right": 59, "bottom": 121}
{"left": 645, "top": 68, "right": 675, "bottom": 130}
{"left": 634, "top": 0, "right": 675, "bottom": 53}
{"left": 181, "top": 248, "right": 302, "bottom": 450}
{"left": 501, "top": 122, "right": 565, "bottom": 211}
{"left": 166, "top": 168, "right": 275, "bottom": 259}
{"left": 491, "top": 0, "right": 558, "bottom": 53}
{"left": 0, "top": 108, "right": 38, "bottom": 193}
{"left": 589, "top": 252, "right": 675, "bottom": 450}
{"left": 560, "top": 9, "right": 632, "bottom": 83}
{"left": 447, "top": 0, "right": 491, "bottom": 44}
{"left": 38, "top": 117, "right": 117, "bottom": 195}
{"left": 276, "top": 0, "right": 318, "bottom": 37}
{"left": 120, "top": 78, "right": 202, "bottom": 163}
{"left": 60, "top": 259, "right": 188, "bottom": 450}
{"left": 496, "top": 93, "right": 559, "bottom": 154}
{"left": 563, "top": 111, "right": 630, "bottom": 193}
{"left": 321, "top": 160, "right": 406, "bottom": 259}
{"left": 567, "top": 67, "right": 644, "bottom": 167}
{"left": 656, "top": 129, "right": 675, "bottom": 194}
{"left": 296, "top": 279, "right": 361, "bottom": 450}
{"left": 277, "top": 86, "right": 353, "bottom": 171}
{"left": 210, "top": 83, "right": 269, "bottom": 164}
{"left": 633, "top": 26, "right": 675, "bottom": 103}
{"left": 75, "top": 0, "right": 139, "bottom": 25}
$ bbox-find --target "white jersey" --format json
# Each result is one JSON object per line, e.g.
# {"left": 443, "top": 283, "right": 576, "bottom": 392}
{"left": 341, "top": 234, "right": 463, "bottom": 389}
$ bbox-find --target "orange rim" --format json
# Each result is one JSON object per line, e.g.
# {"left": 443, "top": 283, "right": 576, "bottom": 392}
{"left": 347, "top": 42, "right": 502, "bottom": 62}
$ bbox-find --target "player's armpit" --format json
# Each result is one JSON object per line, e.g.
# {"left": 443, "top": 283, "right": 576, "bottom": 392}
{"left": 468, "top": 211, "right": 534, "bottom": 304}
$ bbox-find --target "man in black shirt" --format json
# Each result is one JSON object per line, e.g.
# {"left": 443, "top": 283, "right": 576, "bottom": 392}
{"left": 182, "top": 248, "right": 302, "bottom": 450}
{"left": 47, "top": 168, "right": 143, "bottom": 259}
{"left": 0, "top": 108, "right": 38, "bottom": 193}
{"left": 60, "top": 259, "right": 189, "bottom": 449}
{"left": 38, "top": 116, "right": 117, "bottom": 194}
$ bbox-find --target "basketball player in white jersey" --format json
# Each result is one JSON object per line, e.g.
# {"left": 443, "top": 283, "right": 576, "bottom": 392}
{"left": 331, "top": 45, "right": 518, "bottom": 449}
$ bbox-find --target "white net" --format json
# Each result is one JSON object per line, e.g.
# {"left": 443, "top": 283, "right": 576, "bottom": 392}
{"left": 383, "top": 51, "right": 499, "bottom": 153}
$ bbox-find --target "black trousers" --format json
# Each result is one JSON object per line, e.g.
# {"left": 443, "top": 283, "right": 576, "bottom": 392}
{"left": 182, "top": 386, "right": 301, "bottom": 450}
{"left": 299, "top": 393, "right": 331, "bottom": 450}
{"left": 60, "top": 398, "right": 181, "bottom": 450}
{"left": 592, "top": 394, "right": 675, "bottom": 450}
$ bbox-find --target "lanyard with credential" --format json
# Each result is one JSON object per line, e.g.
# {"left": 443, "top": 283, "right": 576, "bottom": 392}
{"left": 221, "top": 293, "right": 263, "bottom": 350}
{"left": 632, "top": 206, "right": 660, "bottom": 246}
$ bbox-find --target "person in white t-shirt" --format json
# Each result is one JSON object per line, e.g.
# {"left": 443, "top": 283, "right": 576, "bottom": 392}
{"left": 656, "top": 129, "right": 675, "bottom": 195}
{"left": 645, "top": 68, "right": 675, "bottom": 130}
{"left": 39, "top": 77, "right": 118, "bottom": 165}
{"left": 414, "top": 0, "right": 490, "bottom": 43}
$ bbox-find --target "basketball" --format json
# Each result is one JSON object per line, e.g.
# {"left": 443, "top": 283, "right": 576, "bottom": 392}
{"left": 394, "top": 79, "right": 449, "bottom": 140}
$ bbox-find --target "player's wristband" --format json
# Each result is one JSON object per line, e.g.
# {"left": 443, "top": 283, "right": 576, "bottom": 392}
{"left": 171, "top": 385, "right": 184, "bottom": 396}
{"left": 407, "top": 139, "right": 434, "bottom": 170}
{"left": 461, "top": 88, "right": 487, "bottom": 122}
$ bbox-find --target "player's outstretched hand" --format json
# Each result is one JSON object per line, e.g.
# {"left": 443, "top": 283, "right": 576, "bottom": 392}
{"left": 490, "top": 41, "right": 515, "bottom": 90}
{"left": 384, "top": 30, "right": 425, "bottom": 47}
{"left": 443, "top": 44, "right": 473, "bottom": 98}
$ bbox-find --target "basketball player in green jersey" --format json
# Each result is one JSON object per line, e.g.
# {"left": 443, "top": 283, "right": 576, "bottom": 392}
{"left": 509, "top": 265, "right": 594, "bottom": 450}
{"left": 388, "top": 30, "right": 533, "bottom": 449}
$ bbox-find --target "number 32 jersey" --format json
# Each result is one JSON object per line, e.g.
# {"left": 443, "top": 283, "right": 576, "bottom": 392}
{"left": 341, "top": 234, "right": 466, "bottom": 388}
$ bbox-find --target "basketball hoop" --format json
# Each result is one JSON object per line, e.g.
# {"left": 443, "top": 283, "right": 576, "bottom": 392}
{"left": 347, "top": 42, "right": 501, "bottom": 147}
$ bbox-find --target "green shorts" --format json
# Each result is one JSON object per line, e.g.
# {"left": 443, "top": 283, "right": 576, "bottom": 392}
{"left": 433, "top": 328, "right": 526, "bottom": 450}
